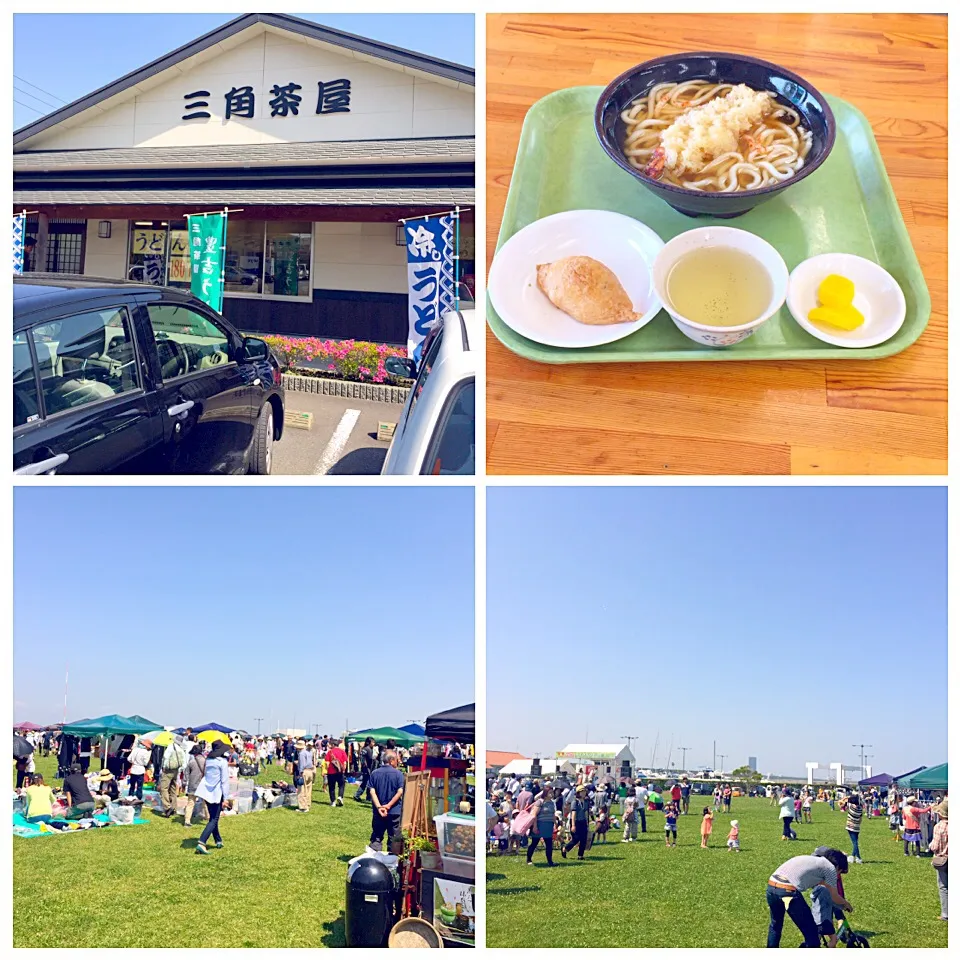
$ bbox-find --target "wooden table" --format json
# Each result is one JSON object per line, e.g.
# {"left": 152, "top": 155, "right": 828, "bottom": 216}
{"left": 486, "top": 13, "right": 947, "bottom": 475}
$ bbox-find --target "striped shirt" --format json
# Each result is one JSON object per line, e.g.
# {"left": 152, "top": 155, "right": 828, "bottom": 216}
{"left": 771, "top": 855, "right": 838, "bottom": 893}
{"left": 845, "top": 803, "right": 863, "bottom": 833}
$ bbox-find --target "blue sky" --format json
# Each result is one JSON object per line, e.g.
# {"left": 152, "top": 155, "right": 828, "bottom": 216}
{"left": 13, "top": 13, "right": 475, "bottom": 130}
{"left": 14, "top": 486, "right": 474, "bottom": 735}
{"left": 487, "top": 486, "right": 947, "bottom": 779}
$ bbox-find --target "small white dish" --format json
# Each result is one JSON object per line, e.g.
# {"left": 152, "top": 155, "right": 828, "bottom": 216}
{"left": 787, "top": 253, "right": 906, "bottom": 348}
{"left": 487, "top": 209, "right": 664, "bottom": 348}
{"left": 651, "top": 226, "right": 789, "bottom": 347}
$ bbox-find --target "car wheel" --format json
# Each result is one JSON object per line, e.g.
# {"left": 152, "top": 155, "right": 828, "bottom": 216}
{"left": 250, "top": 402, "right": 274, "bottom": 475}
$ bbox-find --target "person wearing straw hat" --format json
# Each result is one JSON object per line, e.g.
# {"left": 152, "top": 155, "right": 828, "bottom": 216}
{"left": 929, "top": 798, "right": 948, "bottom": 922}
{"left": 94, "top": 770, "right": 120, "bottom": 808}
{"left": 296, "top": 739, "right": 317, "bottom": 813}
{"left": 194, "top": 740, "right": 230, "bottom": 855}
{"left": 561, "top": 785, "right": 591, "bottom": 861}
{"left": 902, "top": 795, "right": 932, "bottom": 858}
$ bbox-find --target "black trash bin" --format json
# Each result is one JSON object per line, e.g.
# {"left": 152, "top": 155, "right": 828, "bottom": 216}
{"left": 345, "top": 857, "right": 396, "bottom": 947}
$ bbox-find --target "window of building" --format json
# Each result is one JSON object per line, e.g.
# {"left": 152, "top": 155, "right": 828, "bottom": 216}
{"left": 128, "top": 220, "right": 170, "bottom": 284}
{"left": 23, "top": 219, "right": 87, "bottom": 274}
{"left": 225, "top": 220, "right": 312, "bottom": 299}
{"left": 224, "top": 220, "right": 264, "bottom": 295}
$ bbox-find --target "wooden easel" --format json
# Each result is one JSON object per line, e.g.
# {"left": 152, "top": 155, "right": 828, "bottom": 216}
{"left": 400, "top": 771, "right": 432, "bottom": 917}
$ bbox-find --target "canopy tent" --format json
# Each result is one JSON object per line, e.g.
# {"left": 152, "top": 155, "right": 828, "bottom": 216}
{"left": 14, "top": 721, "right": 44, "bottom": 731}
{"left": 894, "top": 766, "right": 929, "bottom": 789}
{"left": 908, "top": 763, "right": 948, "bottom": 791}
{"left": 893, "top": 765, "right": 928, "bottom": 784}
{"left": 425, "top": 703, "right": 474, "bottom": 743}
{"left": 556, "top": 743, "right": 636, "bottom": 769}
{"left": 497, "top": 757, "right": 575, "bottom": 778}
{"left": 858, "top": 772, "right": 893, "bottom": 787}
{"left": 344, "top": 726, "right": 426, "bottom": 747}
{"left": 192, "top": 722, "right": 236, "bottom": 734}
{"left": 398, "top": 722, "right": 426, "bottom": 737}
{"left": 62, "top": 714, "right": 160, "bottom": 737}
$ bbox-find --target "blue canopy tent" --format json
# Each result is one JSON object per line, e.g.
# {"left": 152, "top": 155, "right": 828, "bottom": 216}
{"left": 858, "top": 772, "right": 893, "bottom": 787}
{"left": 398, "top": 723, "right": 426, "bottom": 737}
{"left": 892, "top": 765, "right": 927, "bottom": 784}
{"left": 193, "top": 722, "right": 236, "bottom": 734}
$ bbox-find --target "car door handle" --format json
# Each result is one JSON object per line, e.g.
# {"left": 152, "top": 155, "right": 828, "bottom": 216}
{"left": 14, "top": 453, "right": 70, "bottom": 475}
{"left": 253, "top": 378, "right": 261, "bottom": 386}
{"left": 167, "top": 400, "right": 195, "bottom": 418}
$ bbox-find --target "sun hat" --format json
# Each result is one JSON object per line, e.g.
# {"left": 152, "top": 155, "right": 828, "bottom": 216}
{"left": 98, "top": 770, "right": 115, "bottom": 781}
{"left": 731, "top": 819, "right": 738, "bottom": 826}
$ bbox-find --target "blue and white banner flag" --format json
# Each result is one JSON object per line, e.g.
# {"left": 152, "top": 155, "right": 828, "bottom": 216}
{"left": 404, "top": 215, "right": 455, "bottom": 362}
{"left": 13, "top": 214, "right": 25, "bottom": 275}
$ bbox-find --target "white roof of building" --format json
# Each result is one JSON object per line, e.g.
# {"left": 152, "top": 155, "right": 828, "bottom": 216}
{"left": 498, "top": 758, "right": 574, "bottom": 777}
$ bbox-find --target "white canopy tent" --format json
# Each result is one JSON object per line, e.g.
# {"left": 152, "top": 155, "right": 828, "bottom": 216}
{"left": 498, "top": 757, "right": 576, "bottom": 778}
{"left": 556, "top": 743, "right": 636, "bottom": 774}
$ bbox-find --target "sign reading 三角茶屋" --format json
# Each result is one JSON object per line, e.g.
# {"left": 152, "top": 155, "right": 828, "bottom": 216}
{"left": 187, "top": 213, "right": 226, "bottom": 312}
{"left": 405, "top": 215, "right": 455, "bottom": 362}
{"left": 181, "top": 78, "right": 352, "bottom": 121}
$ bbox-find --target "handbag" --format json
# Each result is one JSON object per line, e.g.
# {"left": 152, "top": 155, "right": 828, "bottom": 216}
{"left": 932, "top": 853, "right": 948, "bottom": 869}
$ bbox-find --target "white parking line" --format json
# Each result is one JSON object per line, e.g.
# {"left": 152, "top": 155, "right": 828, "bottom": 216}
{"left": 313, "top": 408, "right": 361, "bottom": 475}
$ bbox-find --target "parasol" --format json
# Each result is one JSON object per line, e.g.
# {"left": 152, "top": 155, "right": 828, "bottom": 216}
{"left": 14, "top": 735, "right": 34, "bottom": 758}
{"left": 142, "top": 730, "right": 175, "bottom": 746}
{"left": 197, "top": 730, "right": 231, "bottom": 745}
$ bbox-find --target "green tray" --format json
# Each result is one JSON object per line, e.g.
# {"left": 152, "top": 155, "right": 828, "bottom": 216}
{"left": 488, "top": 86, "right": 931, "bottom": 363}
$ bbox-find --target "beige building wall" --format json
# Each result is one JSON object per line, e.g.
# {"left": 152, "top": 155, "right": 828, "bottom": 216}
{"left": 83, "top": 219, "right": 129, "bottom": 279}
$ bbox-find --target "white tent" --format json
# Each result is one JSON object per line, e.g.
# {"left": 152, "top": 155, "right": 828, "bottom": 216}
{"left": 556, "top": 743, "right": 635, "bottom": 772}
{"left": 498, "top": 757, "right": 575, "bottom": 778}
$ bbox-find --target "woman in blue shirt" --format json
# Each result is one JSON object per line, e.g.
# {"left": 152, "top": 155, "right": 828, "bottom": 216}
{"left": 194, "top": 741, "right": 231, "bottom": 855}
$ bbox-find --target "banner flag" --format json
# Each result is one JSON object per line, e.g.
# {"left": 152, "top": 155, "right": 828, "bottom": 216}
{"left": 187, "top": 212, "right": 227, "bottom": 312}
{"left": 404, "top": 214, "right": 456, "bottom": 362}
{"left": 13, "top": 214, "right": 25, "bottom": 275}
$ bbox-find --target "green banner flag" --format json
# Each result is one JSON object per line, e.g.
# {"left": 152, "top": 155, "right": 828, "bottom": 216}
{"left": 188, "top": 213, "right": 226, "bottom": 312}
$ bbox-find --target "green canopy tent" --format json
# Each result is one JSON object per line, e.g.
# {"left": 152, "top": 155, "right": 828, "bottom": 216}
{"left": 344, "top": 726, "right": 426, "bottom": 748}
{"left": 895, "top": 766, "right": 929, "bottom": 790}
{"left": 62, "top": 714, "right": 162, "bottom": 770}
{"left": 908, "top": 763, "right": 948, "bottom": 792}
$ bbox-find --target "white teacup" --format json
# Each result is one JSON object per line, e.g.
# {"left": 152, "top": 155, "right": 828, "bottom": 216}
{"left": 652, "top": 226, "right": 789, "bottom": 347}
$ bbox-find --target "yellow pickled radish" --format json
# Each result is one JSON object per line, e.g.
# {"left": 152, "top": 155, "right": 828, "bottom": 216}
{"left": 817, "top": 274, "right": 855, "bottom": 308}
{"left": 809, "top": 304, "right": 865, "bottom": 331}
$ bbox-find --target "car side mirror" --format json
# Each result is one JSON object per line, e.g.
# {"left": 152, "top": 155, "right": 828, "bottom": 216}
{"left": 385, "top": 355, "right": 416, "bottom": 379}
{"left": 241, "top": 337, "right": 269, "bottom": 362}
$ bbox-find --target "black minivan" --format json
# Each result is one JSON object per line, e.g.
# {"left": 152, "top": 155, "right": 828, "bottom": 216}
{"left": 14, "top": 275, "right": 284, "bottom": 474}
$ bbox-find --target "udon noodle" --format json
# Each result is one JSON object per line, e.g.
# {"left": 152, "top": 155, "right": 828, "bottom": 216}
{"left": 621, "top": 80, "right": 812, "bottom": 192}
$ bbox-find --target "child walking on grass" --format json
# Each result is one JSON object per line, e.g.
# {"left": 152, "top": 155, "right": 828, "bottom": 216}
{"left": 727, "top": 819, "right": 740, "bottom": 852}
{"left": 665, "top": 801, "right": 678, "bottom": 847}
{"left": 803, "top": 793, "right": 813, "bottom": 824}
{"left": 701, "top": 806, "right": 713, "bottom": 848}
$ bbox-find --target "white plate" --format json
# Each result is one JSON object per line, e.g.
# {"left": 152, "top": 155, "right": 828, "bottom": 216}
{"left": 488, "top": 209, "right": 665, "bottom": 348}
{"left": 787, "top": 253, "right": 906, "bottom": 348}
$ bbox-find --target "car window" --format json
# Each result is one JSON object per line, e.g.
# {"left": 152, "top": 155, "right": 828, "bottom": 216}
{"left": 29, "top": 307, "right": 141, "bottom": 418}
{"left": 422, "top": 378, "right": 475, "bottom": 476}
{"left": 407, "top": 325, "right": 444, "bottom": 419}
{"left": 13, "top": 331, "right": 40, "bottom": 428}
{"left": 146, "top": 303, "right": 232, "bottom": 381}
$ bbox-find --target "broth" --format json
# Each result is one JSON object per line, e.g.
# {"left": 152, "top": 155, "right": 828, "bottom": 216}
{"left": 666, "top": 246, "right": 771, "bottom": 327}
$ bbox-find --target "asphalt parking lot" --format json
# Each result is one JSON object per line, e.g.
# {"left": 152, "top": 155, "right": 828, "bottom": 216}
{"left": 271, "top": 392, "right": 402, "bottom": 475}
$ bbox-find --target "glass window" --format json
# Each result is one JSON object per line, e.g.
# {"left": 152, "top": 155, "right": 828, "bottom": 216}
{"left": 265, "top": 221, "right": 311, "bottom": 297}
{"left": 146, "top": 304, "right": 232, "bottom": 380}
{"left": 407, "top": 324, "right": 444, "bottom": 419}
{"left": 166, "top": 221, "right": 191, "bottom": 289}
{"left": 422, "top": 379, "right": 475, "bottom": 476}
{"left": 224, "top": 220, "right": 264, "bottom": 294}
{"left": 30, "top": 307, "right": 140, "bottom": 417}
{"left": 13, "top": 332, "right": 40, "bottom": 427}
{"left": 128, "top": 221, "right": 169, "bottom": 284}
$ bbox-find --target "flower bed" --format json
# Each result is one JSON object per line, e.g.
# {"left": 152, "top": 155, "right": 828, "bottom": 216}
{"left": 260, "top": 335, "right": 410, "bottom": 385}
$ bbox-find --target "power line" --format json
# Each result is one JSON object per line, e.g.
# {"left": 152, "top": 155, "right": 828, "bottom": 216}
{"left": 13, "top": 99, "right": 45, "bottom": 116}
{"left": 13, "top": 85, "right": 60, "bottom": 111}
{"left": 14, "top": 74, "right": 68, "bottom": 105}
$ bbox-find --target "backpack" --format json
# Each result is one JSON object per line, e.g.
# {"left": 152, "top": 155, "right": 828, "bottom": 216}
{"left": 163, "top": 742, "right": 184, "bottom": 772}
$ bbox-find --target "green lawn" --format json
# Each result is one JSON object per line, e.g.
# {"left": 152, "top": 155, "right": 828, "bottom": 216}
{"left": 487, "top": 796, "right": 948, "bottom": 948}
{"left": 14, "top": 754, "right": 375, "bottom": 947}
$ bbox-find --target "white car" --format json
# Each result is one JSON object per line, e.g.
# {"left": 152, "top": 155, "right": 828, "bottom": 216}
{"left": 381, "top": 308, "right": 476, "bottom": 475}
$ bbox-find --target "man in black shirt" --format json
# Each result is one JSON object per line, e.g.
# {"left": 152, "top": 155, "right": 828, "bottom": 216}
{"left": 354, "top": 737, "right": 376, "bottom": 803}
{"left": 368, "top": 751, "right": 405, "bottom": 852}
{"left": 62, "top": 764, "right": 95, "bottom": 819}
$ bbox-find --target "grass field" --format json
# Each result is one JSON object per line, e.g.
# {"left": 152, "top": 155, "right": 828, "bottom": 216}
{"left": 13, "top": 754, "right": 374, "bottom": 947}
{"left": 487, "top": 796, "right": 948, "bottom": 948}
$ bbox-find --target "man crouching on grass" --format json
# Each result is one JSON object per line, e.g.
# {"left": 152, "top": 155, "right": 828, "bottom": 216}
{"left": 368, "top": 750, "right": 404, "bottom": 852}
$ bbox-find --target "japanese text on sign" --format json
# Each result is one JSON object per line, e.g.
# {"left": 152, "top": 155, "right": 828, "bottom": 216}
{"left": 182, "top": 79, "right": 352, "bottom": 120}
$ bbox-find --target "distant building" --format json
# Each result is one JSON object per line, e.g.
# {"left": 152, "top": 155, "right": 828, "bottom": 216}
{"left": 748, "top": 756, "right": 758, "bottom": 771}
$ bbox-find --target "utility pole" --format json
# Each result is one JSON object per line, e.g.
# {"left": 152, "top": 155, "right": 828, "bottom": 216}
{"left": 852, "top": 743, "right": 873, "bottom": 778}
{"left": 679, "top": 745, "right": 690, "bottom": 772}
{"left": 621, "top": 735, "right": 638, "bottom": 754}
{"left": 718, "top": 753, "right": 727, "bottom": 774}
{"left": 254, "top": 717, "right": 263, "bottom": 735}
{"left": 313, "top": 723, "right": 322, "bottom": 738}
{"left": 713, "top": 740, "right": 716, "bottom": 772}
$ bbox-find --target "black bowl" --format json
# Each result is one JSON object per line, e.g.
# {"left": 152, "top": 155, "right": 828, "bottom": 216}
{"left": 595, "top": 51, "right": 836, "bottom": 218}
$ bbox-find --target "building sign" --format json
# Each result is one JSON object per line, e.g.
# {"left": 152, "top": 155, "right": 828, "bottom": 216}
{"left": 182, "top": 79, "right": 352, "bottom": 121}
{"left": 404, "top": 215, "right": 455, "bottom": 362}
{"left": 168, "top": 229, "right": 192, "bottom": 283}
{"left": 187, "top": 213, "right": 226, "bottom": 312}
{"left": 556, "top": 750, "right": 618, "bottom": 760}
{"left": 132, "top": 228, "right": 167, "bottom": 256}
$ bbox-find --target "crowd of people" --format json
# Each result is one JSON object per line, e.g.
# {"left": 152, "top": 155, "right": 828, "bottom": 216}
{"left": 487, "top": 769, "right": 949, "bottom": 935}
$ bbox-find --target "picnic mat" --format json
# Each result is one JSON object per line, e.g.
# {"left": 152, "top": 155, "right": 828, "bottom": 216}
{"left": 13, "top": 811, "right": 149, "bottom": 838}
